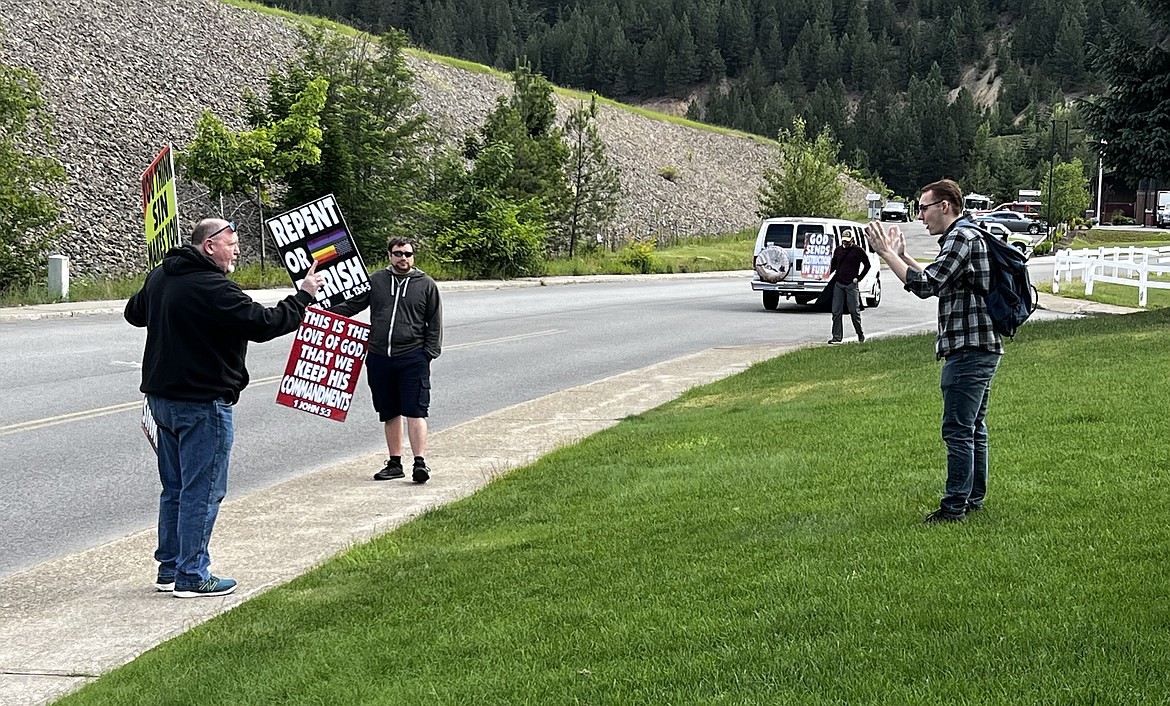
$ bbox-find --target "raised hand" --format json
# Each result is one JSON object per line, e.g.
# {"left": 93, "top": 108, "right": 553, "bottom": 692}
{"left": 865, "top": 221, "right": 906, "bottom": 260}
{"left": 300, "top": 261, "right": 324, "bottom": 296}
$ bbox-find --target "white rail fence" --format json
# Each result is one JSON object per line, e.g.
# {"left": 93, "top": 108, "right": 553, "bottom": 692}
{"left": 1052, "top": 246, "right": 1170, "bottom": 307}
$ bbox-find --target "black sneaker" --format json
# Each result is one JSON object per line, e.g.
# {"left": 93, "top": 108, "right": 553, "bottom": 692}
{"left": 924, "top": 508, "right": 965, "bottom": 524}
{"left": 965, "top": 502, "right": 983, "bottom": 514}
{"left": 374, "top": 460, "right": 405, "bottom": 481}
{"left": 412, "top": 463, "right": 430, "bottom": 484}
{"left": 827, "top": 339, "right": 842, "bottom": 345}
{"left": 173, "top": 575, "right": 237, "bottom": 598}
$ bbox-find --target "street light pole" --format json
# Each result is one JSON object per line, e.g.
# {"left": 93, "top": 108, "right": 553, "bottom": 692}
{"left": 1096, "top": 139, "right": 1108, "bottom": 225}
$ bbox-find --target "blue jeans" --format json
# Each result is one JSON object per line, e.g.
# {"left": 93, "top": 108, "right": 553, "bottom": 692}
{"left": 147, "top": 395, "right": 234, "bottom": 588}
{"left": 939, "top": 349, "right": 1001, "bottom": 515}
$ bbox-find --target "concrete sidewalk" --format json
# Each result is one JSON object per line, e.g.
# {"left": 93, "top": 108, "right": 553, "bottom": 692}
{"left": 1033, "top": 291, "right": 1142, "bottom": 316}
{"left": 0, "top": 273, "right": 1141, "bottom": 705}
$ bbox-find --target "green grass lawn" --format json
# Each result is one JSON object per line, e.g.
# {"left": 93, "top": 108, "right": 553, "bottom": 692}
{"left": 1066, "top": 228, "right": 1170, "bottom": 250}
{"left": 1041, "top": 279, "right": 1170, "bottom": 309}
{"left": 540, "top": 230, "right": 757, "bottom": 277}
{"left": 59, "top": 310, "right": 1170, "bottom": 705}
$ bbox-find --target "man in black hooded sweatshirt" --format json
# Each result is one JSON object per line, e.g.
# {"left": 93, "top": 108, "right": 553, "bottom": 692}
{"left": 331, "top": 236, "right": 443, "bottom": 484}
{"left": 125, "top": 218, "right": 322, "bottom": 598}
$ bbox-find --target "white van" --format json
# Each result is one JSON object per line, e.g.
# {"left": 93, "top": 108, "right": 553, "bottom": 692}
{"left": 751, "top": 217, "right": 882, "bottom": 310}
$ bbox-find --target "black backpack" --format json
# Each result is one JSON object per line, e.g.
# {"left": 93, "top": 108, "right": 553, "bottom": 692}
{"left": 959, "top": 220, "right": 1038, "bottom": 338}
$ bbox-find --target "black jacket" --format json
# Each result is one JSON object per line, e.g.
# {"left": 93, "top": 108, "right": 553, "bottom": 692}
{"left": 124, "top": 244, "right": 313, "bottom": 403}
{"left": 330, "top": 267, "right": 442, "bottom": 359}
{"left": 829, "top": 243, "right": 872, "bottom": 284}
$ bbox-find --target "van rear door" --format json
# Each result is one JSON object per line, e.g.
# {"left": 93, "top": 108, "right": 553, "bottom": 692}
{"left": 798, "top": 224, "right": 834, "bottom": 281}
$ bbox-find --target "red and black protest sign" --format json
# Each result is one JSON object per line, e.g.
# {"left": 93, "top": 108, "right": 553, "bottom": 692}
{"left": 276, "top": 307, "right": 370, "bottom": 423}
{"left": 265, "top": 194, "right": 371, "bottom": 310}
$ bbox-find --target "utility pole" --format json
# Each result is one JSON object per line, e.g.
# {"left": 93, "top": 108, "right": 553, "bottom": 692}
{"left": 1096, "top": 139, "right": 1108, "bottom": 225}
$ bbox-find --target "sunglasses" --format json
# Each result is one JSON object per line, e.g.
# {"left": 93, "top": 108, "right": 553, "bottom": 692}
{"left": 918, "top": 200, "right": 945, "bottom": 212}
{"left": 207, "top": 221, "right": 237, "bottom": 240}
{"left": 390, "top": 250, "right": 415, "bottom": 258}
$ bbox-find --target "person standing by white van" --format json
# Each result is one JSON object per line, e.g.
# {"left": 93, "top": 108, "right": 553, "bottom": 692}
{"left": 826, "top": 233, "right": 871, "bottom": 344}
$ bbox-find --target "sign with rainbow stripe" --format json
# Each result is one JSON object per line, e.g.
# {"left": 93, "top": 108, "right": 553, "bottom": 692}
{"left": 266, "top": 194, "right": 371, "bottom": 310}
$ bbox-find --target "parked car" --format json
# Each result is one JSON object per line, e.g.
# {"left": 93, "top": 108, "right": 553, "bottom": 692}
{"left": 751, "top": 217, "right": 882, "bottom": 310}
{"left": 880, "top": 200, "right": 908, "bottom": 221}
{"left": 992, "top": 200, "right": 1044, "bottom": 219}
{"left": 979, "top": 210, "right": 1045, "bottom": 235}
{"left": 976, "top": 220, "right": 1035, "bottom": 258}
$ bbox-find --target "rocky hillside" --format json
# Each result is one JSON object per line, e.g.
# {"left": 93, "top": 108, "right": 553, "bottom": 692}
{"left": 0, "top": 0, "right": 868, "bottom": 277}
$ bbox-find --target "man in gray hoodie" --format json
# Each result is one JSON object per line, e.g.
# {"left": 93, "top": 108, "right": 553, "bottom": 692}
{"left": 331, "top": 236, "right": 443, "bottom": 483}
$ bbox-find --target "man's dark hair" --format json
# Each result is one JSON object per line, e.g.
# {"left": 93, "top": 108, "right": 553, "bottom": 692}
{"left": 191, "top": 219, "right": 228, "bottom": 246}
{"left": 920, "top": 179, "right": 963, "bottom": 211}
{"left": 387, "top": 236, "right": 416, "bottom": 252}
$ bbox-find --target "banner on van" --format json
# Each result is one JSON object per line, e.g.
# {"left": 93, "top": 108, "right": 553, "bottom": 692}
{"left": 801, "top": 231, "right": 834, "bottom": 280}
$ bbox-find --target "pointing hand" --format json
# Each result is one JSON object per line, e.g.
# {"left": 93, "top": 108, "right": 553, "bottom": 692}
{"left": 300, "top": 261, "right": 324, "bottom": 296}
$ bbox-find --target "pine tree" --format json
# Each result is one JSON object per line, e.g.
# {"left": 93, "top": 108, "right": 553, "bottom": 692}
{"left": 248, "top": 29, "right": 431, "bottom": 257}
{"left": 963, "top": 122, "right": 996, "bottom": 197}
{"left": 757, "top": 117, "right": 847, "bottom": 218}
{"left": 939, "top": 27, "right": 961, "bottom": 84}
{"left": 1049, "top": 14, "right": 1086, "bottom": 88}
{"left": 806, "top": 79, "right": 848, "bottom": 142}
{"left": 1080, "top": 0, "right": 1170, "bottom": 184}
{"left": 563, "top": 96, "right": 623, "bottom": 256}
{"left": 718, "top": 0, "right": 754, "bottom": 76}
{"left": 664, "top": 16, "right": 700, "bottom": 91}
{"left": 468, "top": 61, "right": 571, "bottom": 243}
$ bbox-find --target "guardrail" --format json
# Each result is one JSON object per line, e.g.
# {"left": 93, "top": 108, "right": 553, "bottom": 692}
{"left": 1052, "top": 246, "right": 1170, "bottom": 307}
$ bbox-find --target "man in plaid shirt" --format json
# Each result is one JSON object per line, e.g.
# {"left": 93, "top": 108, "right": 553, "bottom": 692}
{"left": 865, "top": 179, "right": 1003, "bottom": 524}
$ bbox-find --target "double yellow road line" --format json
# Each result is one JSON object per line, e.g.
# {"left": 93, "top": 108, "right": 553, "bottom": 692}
{"left": 0, "top": 329, "right": 564, "bottom": 437}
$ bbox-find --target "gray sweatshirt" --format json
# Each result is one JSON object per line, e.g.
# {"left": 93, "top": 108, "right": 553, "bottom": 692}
{"left": 330, "top": 267, "right": 442, "bottom": 359}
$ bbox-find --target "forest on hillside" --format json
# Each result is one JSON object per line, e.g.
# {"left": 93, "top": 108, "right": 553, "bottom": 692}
{"left": 261, "top": 0, "right": 1149, "bottom": 203}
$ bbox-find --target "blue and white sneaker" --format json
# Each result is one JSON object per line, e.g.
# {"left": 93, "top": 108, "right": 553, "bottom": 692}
{"left": 173, "top": 576, "right": 237, "bottom": 598}
{"left": 154, "top": 579, "right": 175, "bottom": 592}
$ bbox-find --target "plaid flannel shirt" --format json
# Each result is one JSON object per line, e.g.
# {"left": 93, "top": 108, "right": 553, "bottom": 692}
{"left": 904, "top": 220, "right": 1004, "bottom": 360}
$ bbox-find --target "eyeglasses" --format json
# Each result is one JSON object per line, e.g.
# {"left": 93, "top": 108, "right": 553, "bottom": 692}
{"left": 390, "top": 250, "right": 415, "bottom": 258}
{"left": 207, "top": 221, "right": 237, "bottom": 240}
{"left": 918, "top": 200, "right": 945, "bottom": 213}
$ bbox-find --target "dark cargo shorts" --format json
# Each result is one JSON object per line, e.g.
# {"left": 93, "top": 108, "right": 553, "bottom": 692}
{"left": 365, "top": 348, "right": 431, "bottom": 421}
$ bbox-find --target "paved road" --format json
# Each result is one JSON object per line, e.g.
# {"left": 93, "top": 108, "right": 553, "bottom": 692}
{"left": 1, "top": 274, "right": 950, "bottom": 577}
